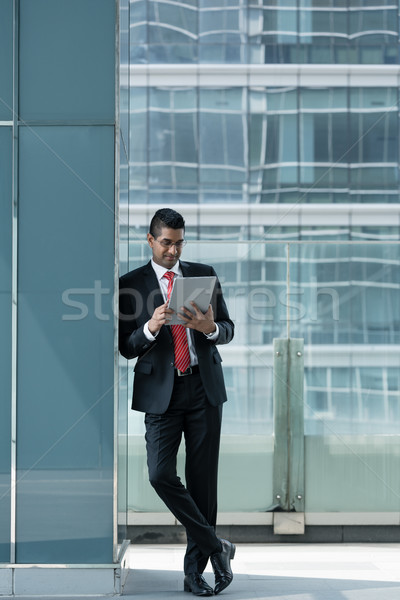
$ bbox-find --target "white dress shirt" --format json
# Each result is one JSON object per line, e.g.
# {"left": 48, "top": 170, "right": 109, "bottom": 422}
{"left": 143, "top": 260, "right": 219, "bottom": 366}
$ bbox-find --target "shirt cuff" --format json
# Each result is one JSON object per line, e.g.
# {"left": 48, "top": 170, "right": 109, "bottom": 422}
{"left": 204, "top": 323, "right": 219, "bottom": 341}
{"left": 144, "top": 321, "right": 158, "bottom": 341}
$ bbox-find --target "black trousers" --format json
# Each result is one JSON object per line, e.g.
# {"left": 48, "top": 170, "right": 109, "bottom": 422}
{"left": 145, "top": 371, "right": 222, "bottom": 574}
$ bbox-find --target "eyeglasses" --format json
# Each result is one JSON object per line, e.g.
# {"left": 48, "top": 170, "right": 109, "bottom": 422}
{"left": 154, "top": 238, "right": 187, "bottom": 249}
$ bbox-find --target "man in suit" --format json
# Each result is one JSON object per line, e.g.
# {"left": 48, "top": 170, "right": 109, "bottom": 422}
{"left": 119, "top": 208, "right": 235, "bottom": 596}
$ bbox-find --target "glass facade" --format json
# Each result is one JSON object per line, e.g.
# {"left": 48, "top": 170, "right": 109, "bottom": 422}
{"left": 129, "top": 0, "right": 399, "bottom": 65}
{"left": 126, "top": 84, "right": 400, "bottom": 205}
{"left": 120, "top": 0, "right": 400, "bottom": 526}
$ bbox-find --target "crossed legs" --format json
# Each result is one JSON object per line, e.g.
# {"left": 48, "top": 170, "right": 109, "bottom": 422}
{"left": 145, "top": 373, "right": 222, "bottom": 574}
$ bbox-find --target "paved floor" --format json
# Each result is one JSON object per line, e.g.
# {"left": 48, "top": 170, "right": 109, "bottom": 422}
{"left": 1, "top": 544, "right": 399, "bottom": 598}
{"left": 122, "top": 543, "right": 400, "bottom": 600}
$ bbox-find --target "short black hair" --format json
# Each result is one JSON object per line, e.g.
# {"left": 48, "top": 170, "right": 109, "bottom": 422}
{"left": 149, "top": 208, "right": 185, "bottom": 238}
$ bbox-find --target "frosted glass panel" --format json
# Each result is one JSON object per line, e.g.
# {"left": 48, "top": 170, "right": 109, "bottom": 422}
{"left": 290, "top": 242, "right": 400, "bottom": 512}
{"left": 305, "top": 436, "right": 400, "bottom": 512}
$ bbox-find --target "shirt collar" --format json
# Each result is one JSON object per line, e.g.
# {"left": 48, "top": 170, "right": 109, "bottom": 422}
{"left": 151, "top": 259, "right": 181, "bottom": 281}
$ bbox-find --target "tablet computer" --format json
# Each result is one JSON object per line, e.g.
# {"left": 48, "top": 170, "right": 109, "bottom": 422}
{"left": 167, "top": 276, "right": 217, "bottom": 325}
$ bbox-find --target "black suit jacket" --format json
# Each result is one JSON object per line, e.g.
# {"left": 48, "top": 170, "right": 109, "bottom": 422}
{"left": 119, "top": 260, "right": 234, "bottom": 414}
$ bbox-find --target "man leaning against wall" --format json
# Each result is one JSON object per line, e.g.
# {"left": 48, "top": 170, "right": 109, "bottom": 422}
{"left": 119, "top": 208, "right": 236, "bottom": 596}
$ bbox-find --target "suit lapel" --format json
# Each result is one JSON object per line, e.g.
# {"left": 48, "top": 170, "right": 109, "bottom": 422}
{"left": 180, "top": 260, "right": 193, "bottom": 277}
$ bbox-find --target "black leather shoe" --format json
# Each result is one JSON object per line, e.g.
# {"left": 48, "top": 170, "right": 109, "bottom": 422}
{"left": 184, "top": 573, "right": 214, "bottom": 596}
{"left": 210, "top": 538, "right": 236, "bottom": 595}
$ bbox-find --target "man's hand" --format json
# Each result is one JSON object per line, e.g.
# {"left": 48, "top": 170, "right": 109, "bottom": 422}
{"left": 148, "top": 301, "right": 174, "bottom": 334}
{"left": 178, "top": 302, "right": 217, "bottom": 335}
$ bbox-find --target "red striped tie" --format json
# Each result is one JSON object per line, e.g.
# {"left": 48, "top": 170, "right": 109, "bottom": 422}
{"left": 163, "top": 271, "right": 191, "bottom": 373}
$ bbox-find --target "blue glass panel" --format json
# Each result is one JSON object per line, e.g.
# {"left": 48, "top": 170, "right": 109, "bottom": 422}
{"left": 349, "top": 88, "right": 398, "bottom": 195}
{"left": 0, "top": 127, "right": 12, "bottom": 562}
{"left": 130, "top": 0, "right": 147, "bottom": 44}
{"left": 199, "top": 88, "right": 247, "bottom": 184}
{"left": 199, "top": 44, "right": 247, "bottom": 63}
{"left": 249, "top": 87, "right": 298, "bottom": 194}
{"left": 120, "top": 0, "right": 130, "bottom": 154}
{"left": 149, "top": 0, "right": 197, "bottom": 45}
{"left": 129, "top": 87, "right": 148, "bottom": 187}
{"left": 149, "top": 87, "right": 197, "bottom": 185}
{"left": 19, "top": 0, "right": 115, "bottom": 121}
{"left": 148, "top": 43, "right": 197, "bottom": 63}
{"left": 16, "top": 126, "right": 115, "bottom": 563}
{"left": 199, "top": 0, "right": 246, "bottom": 45}
{"left": 0, "top": 0, "right": 13, "bottom": 120}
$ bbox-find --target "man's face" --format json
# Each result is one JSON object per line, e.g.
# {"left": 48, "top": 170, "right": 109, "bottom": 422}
{"left": 147, "top": 226, "right": 185, "bottom": 269}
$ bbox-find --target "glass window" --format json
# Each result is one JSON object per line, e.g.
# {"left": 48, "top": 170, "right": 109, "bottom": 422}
{"left": 198, "top": 0, "right": 247, "bottom": 65}
{"left": 299, "top": 1, "right": 347, "bottom": 64}
{"left": 130, "top": 87, "right": 148, "bottom": 187}
{"left": 199, "top": 225, "right": 248, "bottom": 240}
{"left": 199, "top": 88, "right": 247, "bottom": 184}
{"left": 290, "top": 243, "right": 352, "bottom": 345}
{"left": 350, "top": 244, "right": 400, "bottom": 344}
{"left": 351, "top": 226, "right": 400, "bottom": 241}
{"left": 129, "top": 84, "right": 400, "bottom": 206}
{"left": 149, "top": 87, "right": 197, "bottom": 186}
{"left": 251, "top": 226, "right": 299, "bottom": 240}
{"left": 149, "top": 0, "right": 197, "bottom": 44}
{"left": 130, "top": 0, "right": 147, "bottom": 44}
{"left": 199, "top": 43, "right": 247, "bottom": 63}
{"left": 199, "top": 0, "right": 246, "bottom": 45}
{"left": 249, "top": 2, "right": 298, "bottom": 63}
{"left": 132, "top": 0, "right": 400, "bottom": 64}
{"left": 200, "top": 182, "right": 246, "bottom": 203}
{"left": 300, "top": 226, "right": 350, "bottom": 241}
{"left": 249, "top": 87, "right": 298, "bottom": 196}
{"left": 148, "top": 43, "right": 198, "bottom": 63}
{"left": 299, "top": 88, "right": 348, "bottom": 188}
{"left": 249, "top": 3, "right": 297, "bottom": 44}
{"left": 350, "top": 3, "right": 399, "bottom": 63}
{"left": 350, "top": 88, "right": 398, "bottom": 196}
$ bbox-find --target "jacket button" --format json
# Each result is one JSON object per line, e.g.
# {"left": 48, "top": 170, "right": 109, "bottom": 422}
{"left": 170, "top": 362, "right": 174, "bottom": 367}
